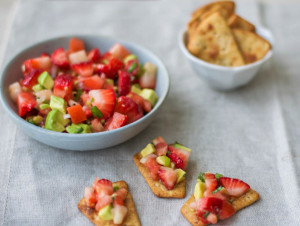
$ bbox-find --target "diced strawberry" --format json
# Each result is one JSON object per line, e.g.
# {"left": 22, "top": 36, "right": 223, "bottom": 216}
{"left": 94, "top": 64, "right": 111, "bottom": 77}
{"left": 95, "top": 194, "right": 112, "bottom": 211}
{"left": 218, "top": 200, "right": 236, "bottom": 220}
{"left": 103, "top": 81, "right": 114, "bottom": 90}
{"left": 204, "top": 173, "right": 218, "bottom": 193}
{"left": 22, "top": 69, "right": 42, "bottom": 89}
{"left": 206, "top": 213, "right": 218, "bottom": 224}
{"left": 91, "top": 118, "right": 104, "bottom": 132}
{"left": 51, "top": 48, "right": 69, "bottom": 68}
{"left": 22, "top": 56, "right": 51, "bottom": 76}
{"left": 152, "top": 136, "right": 168, "bottom": 156}
{"left": 116, "top": 188, "right": 128, "bottom": 200}
{"left": 72, "top": 62, "right": 93, "bottom": 77}
{"left": 115, "top": 96, "right": 143, "bottom": 124}
{"left": 220, "top": 177, "right": 250, "bottom": 197}
{"left": 17, "top": 92, "right": 37, "bottom": 117}
{"left": 118, "top": 71, "right": 131, "bottom": 96}
{"left": 142, "top": 99, "right": 152, "bottom": 113}
{"left": 53, "top": 74, "right": 73, "bottom": 100}
{"left": 85, "top": 187, "right": 97, "bottom": 208}
{"left": 113, "top": 195, "right": 124, "bottom": 206}
{"left": 93, "top": 178, "right": 114, "bottom": 196}
{"left": 108, "top": 57, "right": 124, "bottom": 78}
{"left": 158, "top": 166, "right": 177, "bottom": 190}
{"left": 112, "top": 205, "right": 128, "bottom": 225}
{"left": 167, "top": 146, "right": 191, "bottom": 170}
{"left": 80, "top": 92, "right": 90, "bottom": 105}
{"left": 69, "top": 38, "right": 85, "bottom": 53}
{"left": 139, "top": 63, "right": 156, "bottom": 89}
{"left": 99, "top": 52, "right": 113, "bottom": 63}
{"left": 77, "top": 75, "right": 105, "bottom": 91}
{"left": 104, "top": 112, "right": 128, "bottom": 131}
{"left": 89, "top": 89, "right": 116, "bottom": 119}
{"left": 125, "top": 59, "right": 139, "bottom": 77}
{"left": 126, "top": 92, "right": 151, "bottom": 113}
{"left": 196, "top": 197, "right": 223, "bottom": 224}
{"left": 141, "top": 154, "right": 161, "bottom": 180}
{"left": 82, "top": 105, "right": 93, "bottom": 118}
{"left": 88, "top": 48, "right": 100, "bottom": 62}
{"left": 68, "top": 50, "right": 88, "bottom": 65}
{"left": 109, "top": 43, "right": 131, "bottom": 60}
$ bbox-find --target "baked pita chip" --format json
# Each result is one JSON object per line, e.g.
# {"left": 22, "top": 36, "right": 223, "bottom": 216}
{"left": 181, "top": 189, "right": 260, "bottom": 226}
{"left": 228, "top": 14, "right": 255, "bottom": 32}
{"left": 232, "top": 29, "right": 271, "bottom": 63}
{"left": 78, "top": 181, "right": 141, "bottom": 226}
{"left": 187, "top": 12, "right": 245, "bottom": 67}
{"left": 133, "top": 152, "right": 186, "bottom": 198}
{"left": 188, "top": 1, "right": 235, "bottom": 35}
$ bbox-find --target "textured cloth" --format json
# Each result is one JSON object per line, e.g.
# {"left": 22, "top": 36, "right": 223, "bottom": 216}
{"left": 0, "top": 0, "right": 300, "bottom": 225}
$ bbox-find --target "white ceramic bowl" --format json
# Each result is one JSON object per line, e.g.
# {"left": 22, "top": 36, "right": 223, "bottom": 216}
{"left": 179, "top": 25, "right": 274, "bottom": 90}
{"left": 0, "top": 35, "right": 169, "bottom": 151}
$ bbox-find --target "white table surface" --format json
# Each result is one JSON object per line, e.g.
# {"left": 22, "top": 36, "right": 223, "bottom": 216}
{"left": 0, "top": 0, "right": 299, "bottom": 226}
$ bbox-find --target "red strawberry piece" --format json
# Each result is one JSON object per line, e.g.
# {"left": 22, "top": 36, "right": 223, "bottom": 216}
{"left": 220, "top": 177, "right": 250, "bottom": 197}
{"left": 95, "top": 194, "right": 113, "bottom": 211}
{"left": 91, "top": 118, "right": 104, "bottom": 132}
{"left": 158, "top": 166, "right": 177, "bottom": 190}
{"left": 142, "top": 99, "right": 152, "bottom": 113}
{"left": 196, "top": 197, "right": 223, "bottom": 224}
{"left": 22, "top": 69, "right": 42, "bottom": 89}
{"left": 94, "top": 64, "right": 111, "bottom": 77}
{"left": 152, "top": 136, "right": 168, "bottom": 156}
{"left": 113, "top": 195, "right": 124, "bottom": 206}
{"left": 109, "top": 57, "right": 124, "bottom": 77}
{"left": 108, "top": 43, "right": 131, "bottom": 60}
{"left": 118, "top": 71, "right": 131, "bottom": 96}
{"left": 17, "top": 92, "right": 37, "bottom": 117}
{"left": 126, "top": 92, "right": 144, "bottom": 106}
{"left": 89, "top": 89, "right": 116, "bottom": 119}
{"left": 80, "top": 92, "right": 90, "bottom": 105}
{"left": 115, "top": 96, "right": 143, "bottom": 124}
{"left": 203, "top": 173, "right": 218, "bottom": 193}
{"left": 72, "top": 62, "right": 93, "bottom": 77}
{"left": 99, "top": 52, "right": 113, "bottom": 63}
{"left": 22, "top": 56, "right": 51, "bottom": 76}
{"left": 84, "top": 187, "right": 97, "bottom": 208}
{"left": 218, "top": 200, "right": 236, "bottom": 220}
{"left": 88, "top": 48, "right": 100, "bottom": 62}
{"left": 167, "top": 146, "right": 191, "bottom": 170}
{"left": 115, "top": 188, "right": 128, "bottom": 200}
{"left": 78, "top": 75, "right": 105, "bottom": 90}
{"left": 125, "top": 59, "right": 139, "bottom": 77}
{"left": 51, "top": 48, "right": 69, "bottom": 68}
{"left": 93, "top": 178, "right": 113, "bottom": 196}
{"left": 69, "top": 38, "right": 85, "bottom": 53}
{"left": 205, "top": 190, "right": 227, "bottom": 200}
{"left": 53, "top": 74, "right": 73, "bottom": 100}
{"left": 206, "top": 213, "right": 218, "bottom": 224}
{"left": 104, "top": 112, "right": 128, "bottom": 131}
{"left": 141, "top": 154, "right": 161, "bottom": 180}
{"left": 82, "top": 105, "right": 93, "bottom": 118}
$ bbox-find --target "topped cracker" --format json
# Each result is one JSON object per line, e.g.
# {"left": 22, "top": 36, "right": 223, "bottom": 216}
{"left": 187, "top": 12, "right": 245, "bottom": 67}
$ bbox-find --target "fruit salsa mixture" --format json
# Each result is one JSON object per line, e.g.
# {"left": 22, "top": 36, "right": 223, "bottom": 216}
{"left": 139, "top": 136, "right": 191, "bottom": 190}
{"left": 190, "top": 172, "right": 250, "bottom": 224}
{"left": 8, "top": 38, "right": 158, "bottom": 133}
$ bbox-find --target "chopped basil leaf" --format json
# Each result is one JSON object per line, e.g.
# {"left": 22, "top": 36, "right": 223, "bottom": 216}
{"left": 229, "top": 199, "right": 233, "bottom": 204}
{"left": 215, "top": 173, "right": 223, "bottom": 181}
{"left": 204, "top": 212, "right": 210, "bottom": 218}
{"left": 91, "top": 97, "right": 94, "bottom": 103}
{"left": 113, "top": 186, "right": 120, "bottom": 192}
{"left": 198, "top": 172, "right": 205, "bottom": 182}
{"left": 212, "top": 186, "right": 223, "bottom": 194}
{"left": 74, "top": 89, "right": 83, "bottom": 101}
{"left": 128, "top": 62, "right": 137, "bottom": 73}
{"left": 90, "top": 106, "right": 103, "bottom": 118}
{"left": 167, "top": 151, "right": 170, "bottom": 155}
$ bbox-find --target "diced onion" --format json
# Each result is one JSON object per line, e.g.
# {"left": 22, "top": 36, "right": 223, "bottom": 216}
{"left": 63, "top": 114, "right": 71, "bottom": 119}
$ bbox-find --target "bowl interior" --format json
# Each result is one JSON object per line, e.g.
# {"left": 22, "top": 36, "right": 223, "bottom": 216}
{"left": 0, "top": 35, "right": 169, "bottom": 138}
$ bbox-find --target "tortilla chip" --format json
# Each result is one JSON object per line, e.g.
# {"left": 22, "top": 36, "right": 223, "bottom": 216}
{"left": 228, "top": 14, "right": 255, "bottom": 32}
{"left": 187, "top": 12, "right": 245, "bottom": 67}
{"left": 181, "top": 189, "right": 260, "bottom": 226}
{"left": 78, "top": 181, "right": 141, "bottom": 226}
{"left": 232, "top": 29, "right": 271, "bottom": 63}
{"left": 133, "top": 152, "right": 186, "bottom": 198}
{"left": 188, "top": 1, "right": 235, "bottom": 35}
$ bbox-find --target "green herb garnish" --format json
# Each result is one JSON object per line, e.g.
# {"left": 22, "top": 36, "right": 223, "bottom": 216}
{"left": 198, "top": 172, "right": 205, "bottom": 182}
{"left": 113, "top": 185, "right": 120, "bottom": 192}
{"left": 204, "top": 212, "right": 210, "bottom": 218}
{"left": 128, "top": 62, "right": 137, "bottom": 73}
{"left": 215, "top": 173, "right": 223, "bottom": 181}
{"left": 212, "top": 186, "right": 223, "bottom": 194}
{"left": 166, "top": 151, "right": 170, "bottom": 155}
{"left": 74, "top": 89, "right": 83, "bottom": 101}
{"left": 91, "top": 97, "right": 94, "bottom": 103}
{"left": 90, "top": 106, "right": 103, "bottom": 118}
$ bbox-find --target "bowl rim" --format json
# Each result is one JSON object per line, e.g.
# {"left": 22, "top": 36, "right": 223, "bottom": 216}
{"left": 0, "top": 34, "right": 170, "bottom": 138}
{"left": 179, "top": 25, "right": 274, "bottom": 71}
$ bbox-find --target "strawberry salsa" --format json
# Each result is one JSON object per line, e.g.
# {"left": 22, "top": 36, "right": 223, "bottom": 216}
{"left": 8, "top": 38, "right": 158, "bottom": 133}
{"left": 139, "top": 136, "right": 191, "bottom": 190}
{"left": 85, "top": 178, "right": 128, "bottom": 224}
{"left": 190, "top": 172, "right": 251, "bottom": 224}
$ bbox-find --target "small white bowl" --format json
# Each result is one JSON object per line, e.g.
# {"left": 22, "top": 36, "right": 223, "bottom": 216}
{"left": 179, "top": 25, "right": 274, "bottom": 90}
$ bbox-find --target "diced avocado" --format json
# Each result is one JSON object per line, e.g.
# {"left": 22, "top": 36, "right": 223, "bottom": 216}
{"left": 33, "top": 115, "right": 43, "bottom": 125}
{"left": 139, "top": 89, "right": 158, "bottom": 107}
{"left": 45, "top": 109, "right": 69, "bottom": 132}
{"left": 131, "top": 84, "right": 142, "bottom": 94}
{"left": 140, "top": 143, "right": 156, "bottom": 157}
{"left": 98, "top": 204, "right": 113, "bottom": 221}
{"left": 170, "top": 162, "right": 175, "bottom": 169}
{"left": 66, "top": 123, "right": 92, "bottom": 134}
{"left": 124, "top": 54, "right": 137, "bottom": 64}
{"left": 40, "top": 103, "right": 50, "bottom": 110}
{"left": 38, "top": 71, "right": 54, "bottom": 89}
{"left": 156, "top": 156, "right": 170, "bottom": 167}
{"left": 176, "top": 169, "right": 186, "bottom": 184}
{"left": 173, "top": 143, "right": 192, "bottom": 152}
{"left": 194, "top": 181, "right": 206, "bottom": 199}
{"left": 50, "top": 95, "right": 66, "bottom": 114}
{"left": 105, "top": 78, "right": 114, "bottom": 85}
{"left": 32, "top": 84, "right": 44, "bottom": 93}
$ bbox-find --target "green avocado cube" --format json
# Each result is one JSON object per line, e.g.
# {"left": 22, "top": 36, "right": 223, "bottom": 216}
{"left": 139, "top": 89, "right": 158, "bottom": 107}
{"left": 173, "top": 143, "right": 192, "bottom": 152}
{"left": 66, "top": 123, "right": 92, "bottom": 134}
{"left": 140, "top": 143, "right": 156, "bottom": 157}
{"left": 45, "top": 109, "right": 69, "bottom": 132}
{"left": 176, "top": 169, "right": 186, "bottom": 184}
{"left": 32, "top": 84, "right": 44, "bottom": 93}
{"left": 131, "top": 84, "right": 142, "bottom": 94}
{"left": 156, "top": 156, "right": 171, "bottom": 167}
{"left": 38, "top": 71, "right": 54, "bottom": 89}
{"left": 50, "top": 95, "right": 66, "bottom": 114}
{"left": 105, "top": 78, "right": 114, "bottom": 85}
{"left": 98, "top": 204, "right": 113, "bottom": 221}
